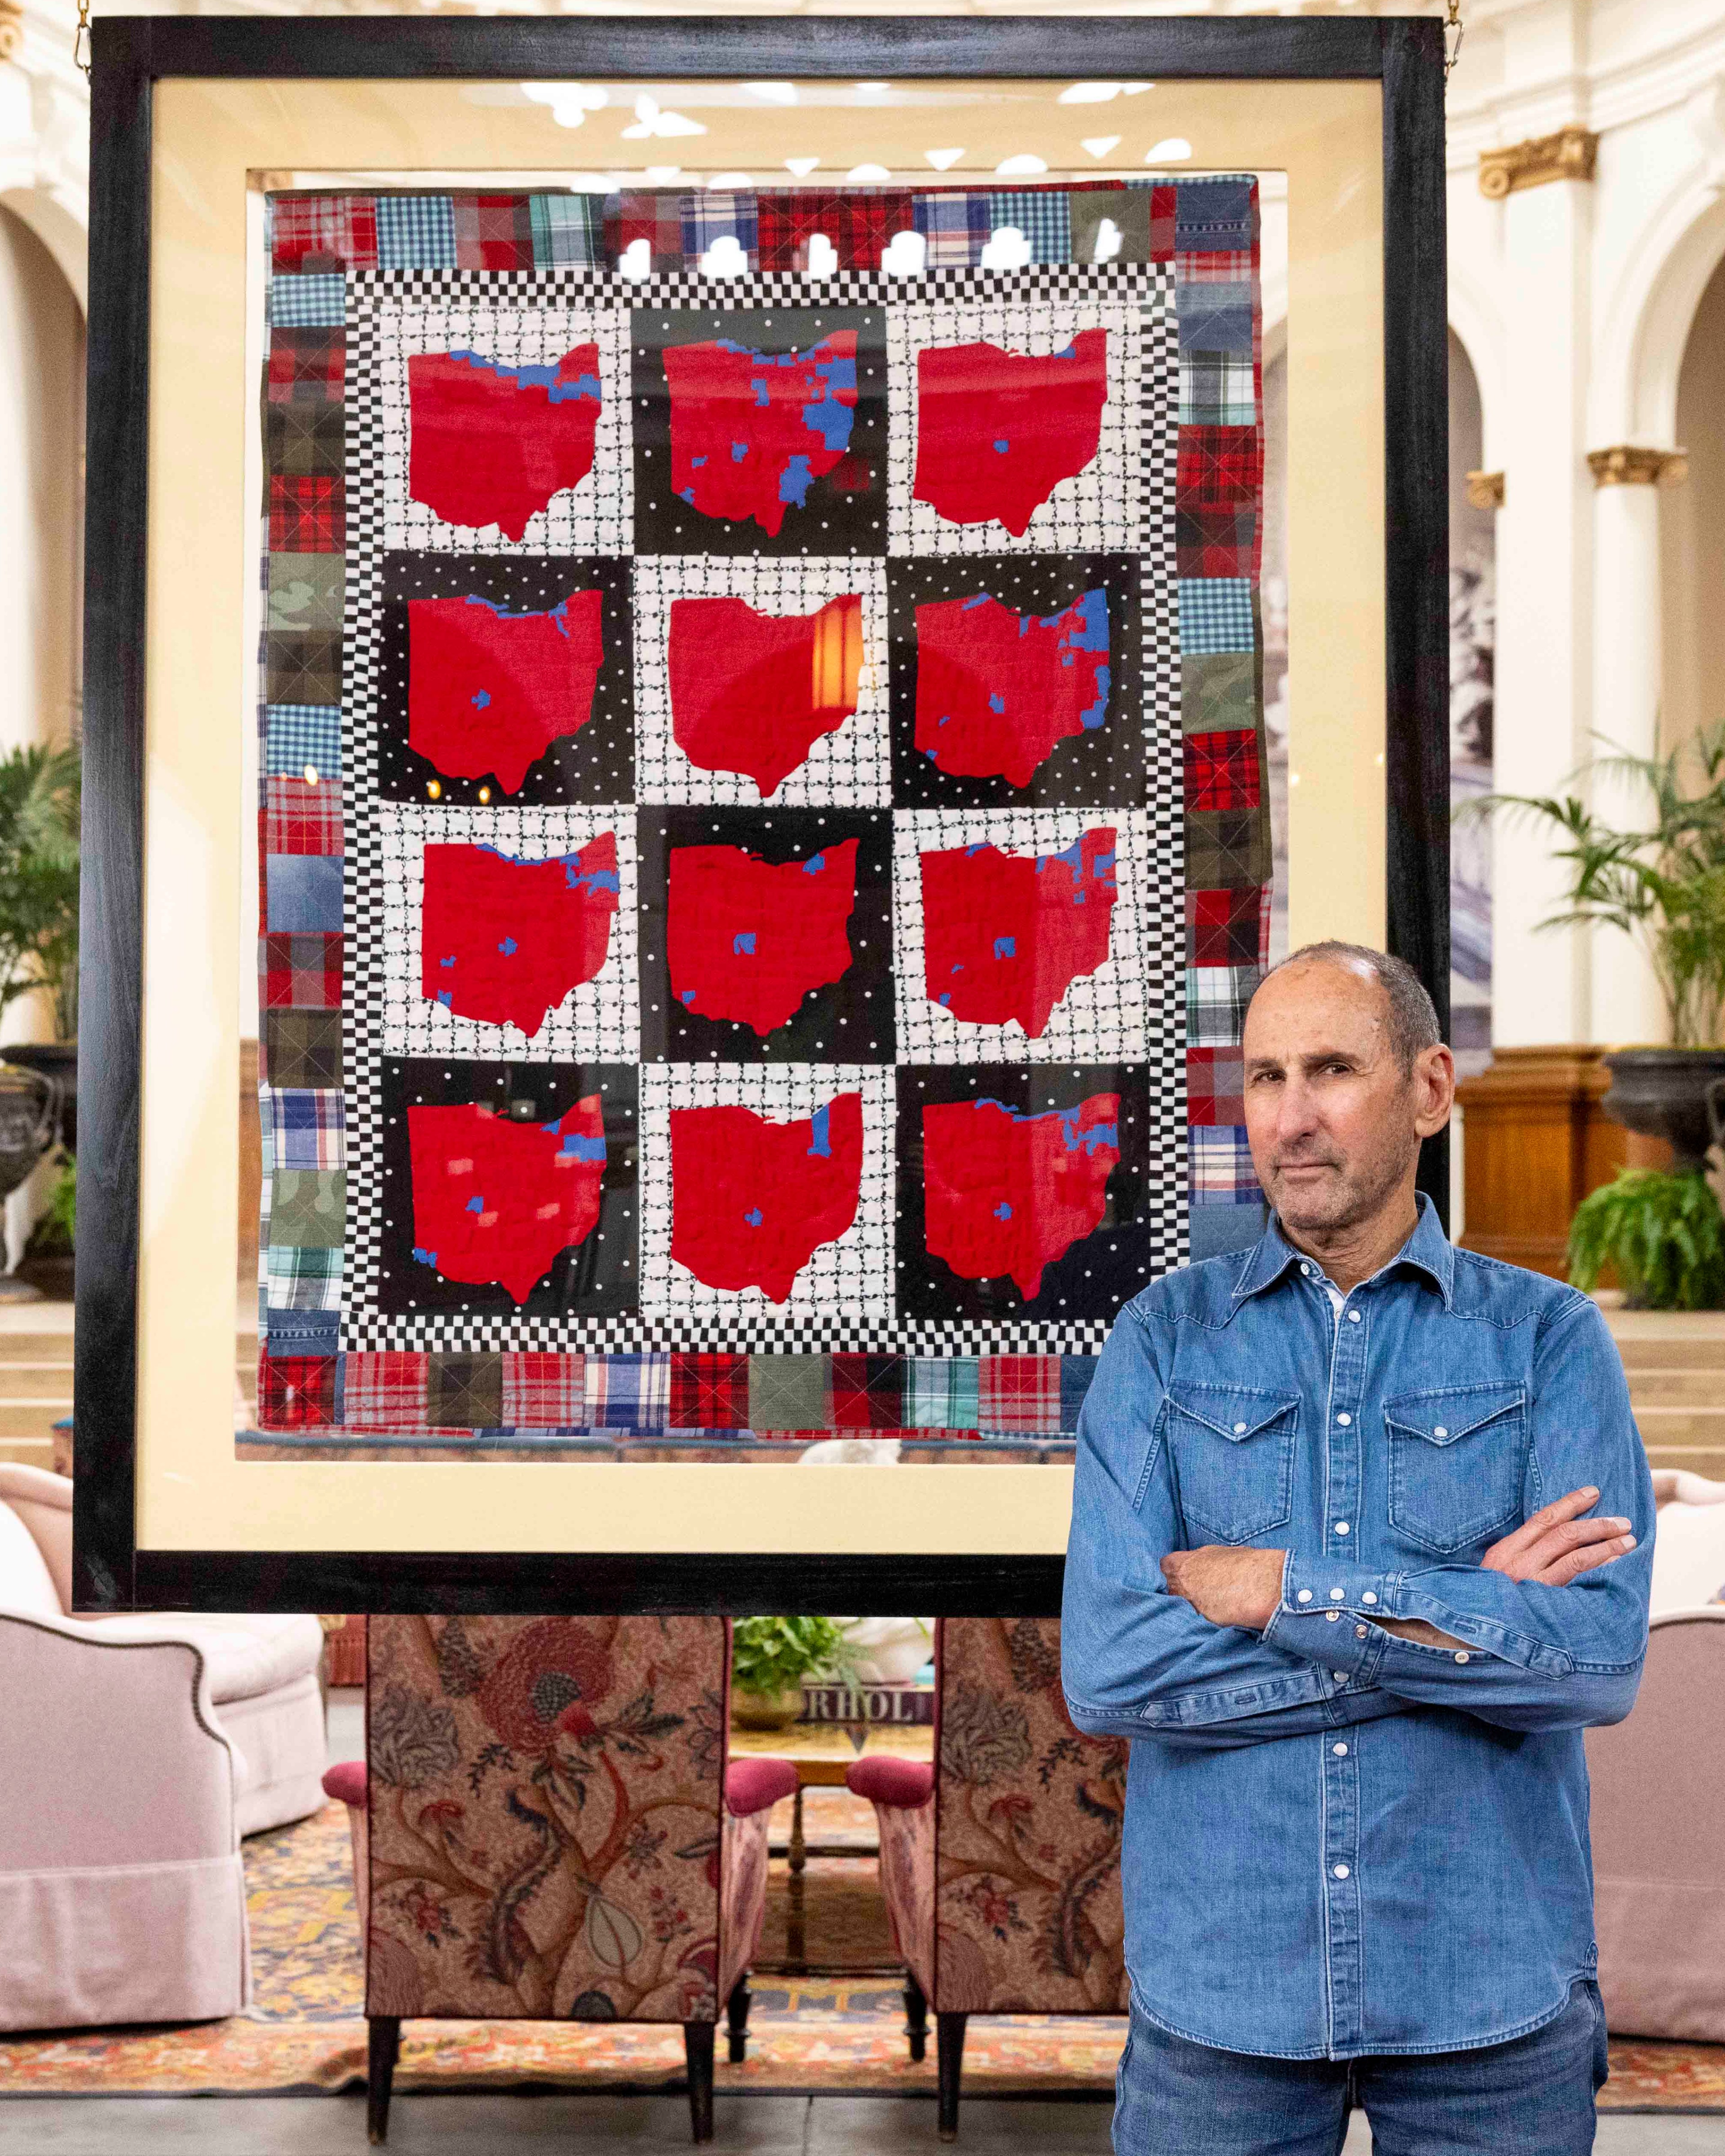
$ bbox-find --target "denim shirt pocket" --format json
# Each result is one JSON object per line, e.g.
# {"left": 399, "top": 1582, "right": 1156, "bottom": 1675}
{"left": 1384, "top": 1381, "right": 1529, "bottom": 1554}
{"left": 1164, "top": 1384, "right": 1299, "bottom": 1544}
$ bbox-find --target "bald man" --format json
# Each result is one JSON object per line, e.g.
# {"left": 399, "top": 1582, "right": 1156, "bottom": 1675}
{"left": 1063, "top": 942, "right": 1652, "bottom": 2156}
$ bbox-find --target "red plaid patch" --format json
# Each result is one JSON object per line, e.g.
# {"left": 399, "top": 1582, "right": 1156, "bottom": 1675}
{"left": 1178, "top": 427, "right": 1263, "bottom": 509}
{"left": 502, "top": 1352, "right": 588, "bottom": 1429}
{"left": 1187, "top": 1048, "right": 1246, "bottom": 1128}
{"left": 261, "top": 933, "right": 343, "bottom": 1010}
{"left": 978, "top": 1357, "right": 1062, "bottom": 1434}
{"left": 268, "top": 329, "right": 344, "bottom": 407}
{"left": 1176, "top": 249, "right": 1255, "bottom": 286}
{"left": 258, "top": 1352, "right": 337, "bottom": 1429}
{"left": 1149, "top": 184, "right": 1178, "bottom": 260}
{"left": 1186, "top": 888, "right": 1263, "bottom": 969}
{"left": 669, "top": 1352, "right": 749, "bottom": 1430}
{"left": 266, "top": 774, "right": 343, "bottom": 855}
{"left": 341, "top": 1352, "right": 428, "bottom": 1431}
{"left": 270, "top": 475, "right": 345, "bottom": 553}
{"left": 1177, "top": 504, "right": 1257, "bottom": 580}
{"left": 453, "top": 193, "right": 534, "bottom": 271}
{"left": 755, "top": 190, "right": 917, "bottom": 272}
{"left": 1185, "top": 730, "right": 1262, "bottom": 815}
{"left": 271, "top": 194, "right": 378, "bottom": 273}
{"left": 607, "top": 191, "right": 687, "bottom": 270}
{"left": 829, "top": 1354, "right": 903, "bottom": 1430}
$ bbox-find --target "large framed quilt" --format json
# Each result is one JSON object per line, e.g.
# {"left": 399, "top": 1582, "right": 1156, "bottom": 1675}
{"left": 75, "top": 21, "right": 1448, "bottom": 1612}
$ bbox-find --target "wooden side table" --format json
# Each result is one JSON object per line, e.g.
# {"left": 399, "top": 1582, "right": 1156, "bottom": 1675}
{"left": 730, "top": 1722, "right": 934, "bottom": 1976}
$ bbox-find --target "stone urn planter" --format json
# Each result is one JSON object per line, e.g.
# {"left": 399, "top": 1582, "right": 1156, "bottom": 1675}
{"left": 1600, "top": 1049, "right": 1725, "bottom": 1171}
{"left": 730, "top": 1687, "right": 806, "bottom": 1732}
{"left": 3, "top": 1042, "right": 75, "bottom": 1153}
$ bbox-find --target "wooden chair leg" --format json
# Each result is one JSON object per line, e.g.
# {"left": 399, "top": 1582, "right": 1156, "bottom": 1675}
{"left": 685, "top": 2020, "right": 717, "bottom": 2143}
{"left": 725, "top": 1976, "right": 752, "bottom": 2064}
{"left": 366, "top": 2016, "right": 400, "bottom": 2146}
{"left": 936, "top": 2011, "right": 968, "bottom": 2142}
{"left": 904, "top": 1972, "right": 929, "bottom": 2063}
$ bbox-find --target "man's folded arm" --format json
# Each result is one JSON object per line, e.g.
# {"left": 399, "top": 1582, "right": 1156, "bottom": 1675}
{"left": 1062, "top": 1305, "right": 1411, "bottom": 1750}
{"left": 1263, "top": 1298, "right": 1654, "bottom": 1731}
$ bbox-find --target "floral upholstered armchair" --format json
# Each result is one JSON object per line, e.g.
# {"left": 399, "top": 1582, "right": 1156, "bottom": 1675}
{"left": 322, "top": 1614, "right": 796, "bottom": 2143}
{"left": 846, "top": 1616, "right": 1128, "bottom": 2139}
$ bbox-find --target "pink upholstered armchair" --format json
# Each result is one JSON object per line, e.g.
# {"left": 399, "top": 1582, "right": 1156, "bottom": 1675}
{"left": 1588, "top": 1469, "right": 1725, "bottom": 2041}
{"left": 846, "top": 1616, "right": 1128, "bottom": 2140}
{"left": 323, "top": 1614, "right": 796, "bottom": 2143}
{"left": 0, "top": 1463, "right": 327, "bottom": 2032}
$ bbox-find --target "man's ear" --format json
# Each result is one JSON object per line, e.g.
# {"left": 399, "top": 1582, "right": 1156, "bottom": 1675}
{"left": 1412, "top": 1043, "right": 1455, "bottom": 1139}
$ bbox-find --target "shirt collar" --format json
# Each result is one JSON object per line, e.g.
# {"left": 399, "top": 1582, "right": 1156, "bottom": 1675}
{"left": 1230, "top": 1192, "right": 1455, "bottom": 1311}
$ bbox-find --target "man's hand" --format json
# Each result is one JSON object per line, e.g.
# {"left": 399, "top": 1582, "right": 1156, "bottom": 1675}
{"left": 1161, "top": 1545, "right": 1285, "bottom": 1631}
{"left": 1480, "top": 1486, "right": 1636, "bottom": 1583}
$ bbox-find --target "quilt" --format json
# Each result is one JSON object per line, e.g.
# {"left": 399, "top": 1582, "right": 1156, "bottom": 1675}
{"left": 250, "top": 178, "right": 1269, "bottom": 1456}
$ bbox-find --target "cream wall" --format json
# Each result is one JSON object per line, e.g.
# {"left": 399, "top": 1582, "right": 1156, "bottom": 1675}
{"left": 1660, "top": 255, "right": 1725, "bottom": 760}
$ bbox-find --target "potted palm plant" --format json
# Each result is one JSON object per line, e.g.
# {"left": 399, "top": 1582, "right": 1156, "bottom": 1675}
{"left": 0, "top": 743, "right": 81, "bottom": 1153}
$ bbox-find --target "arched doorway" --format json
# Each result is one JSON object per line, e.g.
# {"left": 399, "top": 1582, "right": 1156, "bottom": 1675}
{"left": 1659, "top": 251, "right": 1725, "bottom": 758}
{"left": 1448, "top": 327, "right": 1494, "bottom": 1072}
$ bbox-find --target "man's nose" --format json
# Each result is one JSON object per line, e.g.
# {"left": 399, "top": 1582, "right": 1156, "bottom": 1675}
{"left": 1276, "top": 1077, "right": 1320, "bottom": 1139}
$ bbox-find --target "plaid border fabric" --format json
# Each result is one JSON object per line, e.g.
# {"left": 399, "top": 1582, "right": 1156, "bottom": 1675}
{"left": 253, "top": 178, "right": 1269, "bottom": 1443}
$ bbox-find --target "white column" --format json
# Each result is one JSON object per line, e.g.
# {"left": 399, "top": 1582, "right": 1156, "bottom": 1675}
{"left": 1588, "top": 453, "right": 1679, "bottom": 1046}
{"left": 1491, "top": 170, "right": 1595, "bottom": 1045}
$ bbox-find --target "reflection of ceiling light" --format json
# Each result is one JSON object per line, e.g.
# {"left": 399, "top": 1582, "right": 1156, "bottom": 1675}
{"left": 1145, "top": 136, "right": 1193, "bottom": 162}
{"left": 848, "top": 162, "right": 892, "bottom": 181}
{"left": 521, "top": 80, "right": 606, "bottom": 130}
{"left": 699, "top": 236, "right": 750, "bottom": 278}
{"left": 785, "top": 156, "right": 820, "bottom": 177}
{"left": 622, "top": 93, "right": 706, "bottom": 140}
{"left": 925, "top": 147, "right": 965, "bottom": 171}
{"left": 708, "top": 173, "right": 752, "bottom": 190}
{"left": 745, "top": 81, "right": 797, "bottom": 104}
{"left": 805, "top": 233, "right": 839, "bottom": 277}
{"left": 995, "top": 153, "right": 1048, "bottom": 177}
{"left": 645, "top": 164, "right": 681, "bottom": 183}
{"left": 880, "top": 230, "right": 928, "bottom": 276}
{"left": 564, "top": 174, "right": 615, "bottom": 192}
{"left": 1081, "top": 135, "right": 1122, "bottom": 159}
{"left": 980, "top": 226, "right": 1032, "bottom": 271}
{"left": 856, "top": 82, "right": 891, "bottom": 98}
{"left": 618, "top": 238, "right": 652, "bottom": 280}
{"left": 1058, "top": 81, "right": 1152, "bottom": 104}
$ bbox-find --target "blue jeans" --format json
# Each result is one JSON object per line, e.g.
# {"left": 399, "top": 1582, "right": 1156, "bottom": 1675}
{"left": 1113, "top": 1981, "right": 1609, "bottom": 2156}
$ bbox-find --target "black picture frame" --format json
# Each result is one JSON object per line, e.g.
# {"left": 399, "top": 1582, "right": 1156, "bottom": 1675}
{"left": 77, "top": 13, "right": 1447, "bottom": 1616}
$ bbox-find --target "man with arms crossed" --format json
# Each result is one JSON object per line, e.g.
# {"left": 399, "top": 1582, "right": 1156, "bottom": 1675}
{"left": 1063, "top": 944, "right": 1653, "bottom": 2156}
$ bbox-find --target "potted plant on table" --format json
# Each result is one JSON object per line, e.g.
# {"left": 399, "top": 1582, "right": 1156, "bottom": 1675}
{"left": 1475, "top": 721, "right": 1725, "bottom": 1307}
{"left": 730, "top": 1616, "right": 856, "bottom": 1731}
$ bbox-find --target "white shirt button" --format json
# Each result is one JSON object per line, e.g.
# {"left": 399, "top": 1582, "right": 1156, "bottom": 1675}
{"left": 1362, "top": 1591, "right": 1377, "bottom": 1605}
{"left": 1233, "top": 1421, "right": 1247, "bottom": 1434}
{"left": 1336, "top": 1412, "right": 1352, "bottom": 1427}
{"left": 1333, "top": 1864, "right": 1350, "bottom": 1880}
{"left": 1301, "top": 1264, "right": 1313, "bottom": 1276}
{"left": 1433, "top": 1426, "right": 1448, "bottom": 1439}
{"left": 1348, "top": 1310, "right": 1362, "bottom": 1324}
{"left": 1326, "top": 1610, "right": 1340, "bottom": 1622}
{"left": 1329, "top": 1587, "right": 1345, "bottom": 1601}
{"left": 1356, "top": 1626, "right": 1369, "bottom": 1639}
{"left": 1335, "top": 1521, "right": 1350, "bottom": 1535}
{"left": 1455, "top": 1651, "right": 1470, "bottom": 1665}
{"left": 1333, "top": 1672, "right": 1347, "bottom": 1682}
{"left": 1297, "top": 1589, "right": 1313, "bottom": 1603}
{"left": 1333, "top": 1743, "right": 1348, "bottom": 1756}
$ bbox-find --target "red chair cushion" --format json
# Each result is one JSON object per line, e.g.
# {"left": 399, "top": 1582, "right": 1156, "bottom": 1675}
{"left": 725, "top": 1756, "right": 799, "bottom": 1816}
{"left": 846, "top": 1756, "right": 935, "bottom": 1809}
{"left": 323, "top": 1759, "right": 367, "bottom": 1807}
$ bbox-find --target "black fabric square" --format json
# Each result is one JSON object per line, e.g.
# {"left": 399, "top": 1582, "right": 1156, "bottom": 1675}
{"left": 374, "top": 553, "right": 634, "bottom": 806}
{"left": 374, "top": 1058, "right": 637, "bottom": 1320}
{"left": 267, "top": 632, "right": 344, "bottom": 707}
{"left": 888, "top": 554, "right": 1145, "bottom": 809}
{"left": 266, "top": 402, "right": 345, "bottom": 478}
{"left": 265, "top": 1008, "right": 342, "bottom": 1088}
{"left": 631, "top": 305, "right": 888, "bottom": 558}
{"left": 428, "top": 1352, "right": 504, "bottom": 1430}
{"left": 638, "top": 807, "right": 893, "bottom": 1063}
{"left": 895, "top": 1064, "right": 1153, "bottom": 1325}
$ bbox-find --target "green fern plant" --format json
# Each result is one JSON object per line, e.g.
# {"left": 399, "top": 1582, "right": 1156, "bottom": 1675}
{"left": 1567, "top": 1166, "right": 1725, "bottom": 1310}
{"left": 730, "top": 1616, "right": 855, "bottom": 1699}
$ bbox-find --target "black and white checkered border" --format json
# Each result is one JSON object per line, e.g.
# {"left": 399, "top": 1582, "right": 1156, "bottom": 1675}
{"left": 330, "top": 256, "right": 1185, "bottom": 1364}
{"left": 1138, "top": 285, "right": 1189, "bottom": 1275}
{"left": 352, "top": 261, "right": 1167, "bottom": 309}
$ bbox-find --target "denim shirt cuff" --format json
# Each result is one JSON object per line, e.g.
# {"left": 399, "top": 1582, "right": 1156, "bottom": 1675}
{"left": 1278, "top": 1552, "right": 1402, "bottom": 1625}
{"left": 1261, "top": 1600, "right": 1387, "bottom": 1684}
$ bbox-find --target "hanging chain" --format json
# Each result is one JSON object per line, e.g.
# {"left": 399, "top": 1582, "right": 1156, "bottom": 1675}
{"left": 1444, "top": 0, "right": 1465, "bottom": 83}
{"left": 74, "top": 0, "right": 92, "bottom": 79}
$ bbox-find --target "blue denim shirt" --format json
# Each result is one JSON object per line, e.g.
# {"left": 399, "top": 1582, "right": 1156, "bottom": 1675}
{"left": 1062, "top": 1198, "right": 1654, "bottom": 2060}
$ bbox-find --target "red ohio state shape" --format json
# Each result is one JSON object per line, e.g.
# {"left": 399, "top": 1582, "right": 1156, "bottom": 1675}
{"left": 408, "top": 588, "right": 605, "bottom": 795}
{"left": 408, "top": 345, "right": 602, "bottom": 541}
{"left": 913, "top": 329, "right": 1109, "bottom": 537}
{"left": 670, "top": 593, "right": 862, "bottom": 797}
{"left": 914, "top": 588, "right": 1111, "bottom": 788}
{"left": 671, "top": 1092, "right": 863, "bottom": 1303}
{"left": 407, "top": 1098, "right": 607, "bottom": 1306}
{"left": 667, "top": 838, "right": 858, "bottom": 1037}
{"left": 922, "top": 1093, "right": 1120, "bottom": 1301}
{"left": 420, "top": 834, "right": 619, "bottom": 1038}
{"left": 920, "top": 827, "right": 1117, "bottom": 1040}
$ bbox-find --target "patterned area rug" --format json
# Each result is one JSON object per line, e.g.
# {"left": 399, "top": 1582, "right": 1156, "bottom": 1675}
{"left": 0, "top": 1800, "right": 1719, "bottom": 2107}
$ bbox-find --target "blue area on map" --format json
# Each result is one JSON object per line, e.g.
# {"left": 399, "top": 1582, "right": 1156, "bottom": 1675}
{"left": 995, "top": 1201, "right": 1013, "bottom": 1220}
{"left": 463, "top": 592, "right": 577, "bottom": 643}
{"left": 962, "top": 594, "right": 990, "bottom": 612}
{"left": 733, "top": 932, "right": 756, "bottom": 955}
{"left": 994, "top": 439, "right": 1009, "bottom": 453}
{"left": 803, "top": 853, "right": 825, "bottom": 874}
{"left": 412, "top": 1246, "right": 438, "bottom": 1266}
{"left": 1035, "top": 836, "right": 1086, "bottom": 876}
{"left": 731, "top": 441, "right": 749, "bottom": 461}
{"left": 558, "top": 1130, "right": 607, "bottom": 1162}
{"left": 691, "top": 455, "right": 707, "bottom": 467}
{"left": 989, "top": 694, "right": 1005, "bottom": 713}
{"left": 465, "top": 1195, "right": 485, "bottom": 1213}
{"left": 448, "top": 350, "right": 602, "bottom": 405}
{"left": 994, "top": 936, "right": 1016, "bottom": 960}
{"left": 472, "top": 690, "right": 491, "bottom": 708}
{"left": 437, "top": 990, "right": 453, "bottom": 1007}
{"left": 973, "top": 1097, "right": 1119, "bottom": 1155}
{"left": 807, "top": 1104, "right": 832, "bottom": 1158}
{"left": 778, "top": 454, "right": 815, "bottom": 505}
{"left": 744, "top": 1206, "right": 763, "bottom": 1226}
{"left": 498, "top": 937, "right": 518, "bottom": 956}
{"left": 681, "top": 989, "right": 697, "bottom": 1005}
{"left": 439, "top": 955, "right": 456, "bottom": 969}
